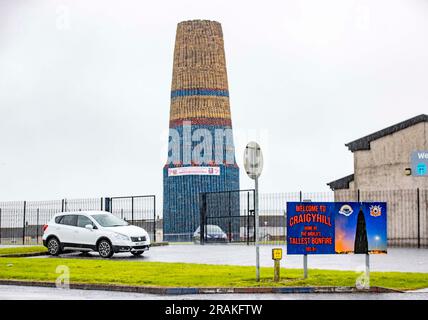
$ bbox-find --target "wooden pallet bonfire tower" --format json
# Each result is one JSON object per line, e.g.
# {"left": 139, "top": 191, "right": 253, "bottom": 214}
{"left": 163, "top": 20, "right": 240, "bottom": 241}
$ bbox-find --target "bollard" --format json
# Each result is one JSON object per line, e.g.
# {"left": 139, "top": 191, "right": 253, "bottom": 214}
{"left": 274, "top": 260, "right": 280, "bottom": 282}
{"left": 272, "top": 248, "right": 283, "bottom": 282}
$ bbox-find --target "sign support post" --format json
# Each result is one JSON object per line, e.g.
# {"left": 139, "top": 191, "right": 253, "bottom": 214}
{"left": 243, "top": 141, "right": 263, "bottom": 283}
{"left": 255, "top": 176, "right": 260, "bottom": 282}
{"left": 302, "top": 198, "right": 309, "bottom": 279}
{"left": 303, "top": 254, "right": 308, "bottom": 279}
{"left": 365, "top": 253, "right": 370, "bottom": 288}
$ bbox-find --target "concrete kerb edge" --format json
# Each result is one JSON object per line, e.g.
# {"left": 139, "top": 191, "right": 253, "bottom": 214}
{"left": 0, "top": 280, "right": 403, "bottom": 295}
{"left": 0, "top": 242, "right": 168, "bottom": 258}
{"left": 150, "top": 242, "right": 169, "bottom": 247}
{"left": 0, "top": 252, "right": 48, "bottom": 258}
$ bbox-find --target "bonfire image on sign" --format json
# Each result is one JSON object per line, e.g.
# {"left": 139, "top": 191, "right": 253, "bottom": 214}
{"left": 354, "top": 207, "right": 369, "bottom": 254}
{"left": 335, "top": 203, "right": 387, "bottom": 254}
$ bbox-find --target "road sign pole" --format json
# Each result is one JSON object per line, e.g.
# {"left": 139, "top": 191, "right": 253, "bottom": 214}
{"left": 255, "top": 176, "right": 260, "bottom": 282}
{"left": 365, "top": 253, "right": 370, "bottom": 288}
{"left": 244, "top": 141, "right": 263, "bottom": 283}
{"left": 303, "top": 254, "right": 308, "bottom": 279}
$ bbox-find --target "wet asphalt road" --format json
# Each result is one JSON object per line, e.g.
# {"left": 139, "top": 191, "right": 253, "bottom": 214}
{"left": 0, "top": 285, "right": 427, "bottom": 300}
{"left": 31, "top": 245, "right": 428, "bottom": 273}
{"left": 1, "top": 245, "right": 427, "bottom": 300}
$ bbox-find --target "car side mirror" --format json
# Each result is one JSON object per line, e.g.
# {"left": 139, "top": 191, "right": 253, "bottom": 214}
{"left": 85, "top": 224, "right": 94, "bottom": 230}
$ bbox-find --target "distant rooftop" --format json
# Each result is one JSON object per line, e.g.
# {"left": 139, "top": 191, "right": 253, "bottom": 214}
{"left": 345, "top": 114, "right": 428, "bottom": 152}
{"left": 327, "top": 174, "right": 354, "bottom": 191}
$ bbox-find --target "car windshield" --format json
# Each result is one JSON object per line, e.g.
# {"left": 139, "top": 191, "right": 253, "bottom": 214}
{"left": 91, "top": 214, "right": 129, "bottom": 227}
{"left": 207, "top": 225, "right": 223, "bottom": 233}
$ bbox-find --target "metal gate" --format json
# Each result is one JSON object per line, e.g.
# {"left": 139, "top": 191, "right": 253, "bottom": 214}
{"left": 199, "top": 189, "right": 255, "bottom": 244}
{"left": 107, "top": 195, "right": 157, "bottom": 243}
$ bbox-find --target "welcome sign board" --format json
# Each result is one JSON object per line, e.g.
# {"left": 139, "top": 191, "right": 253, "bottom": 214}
{"left": 287, "top": 202, "right": 387, "bottom": 255}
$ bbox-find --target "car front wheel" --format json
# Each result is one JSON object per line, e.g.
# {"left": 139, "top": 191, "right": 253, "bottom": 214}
{"left": 98, "top": 240, "right": 114, "bottom": 258}
{"left": 47, "top": 237, "right": 61, "bottom": 256}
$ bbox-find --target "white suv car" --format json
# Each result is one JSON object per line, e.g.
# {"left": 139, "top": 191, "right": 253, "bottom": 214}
{"left": 42, "top": 211, "right": 151, "bottom": 258}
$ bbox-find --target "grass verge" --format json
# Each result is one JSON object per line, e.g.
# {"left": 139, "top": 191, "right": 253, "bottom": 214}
{"left": 0, "top": 257, "right": 427, "bottom": 290}
{"left": 0, "top": 246, "right": 47, "bottom": 256}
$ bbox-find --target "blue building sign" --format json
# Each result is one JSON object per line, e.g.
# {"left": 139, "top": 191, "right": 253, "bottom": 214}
{"left": 411, "top": 151, "right": 428, "bottom": 176}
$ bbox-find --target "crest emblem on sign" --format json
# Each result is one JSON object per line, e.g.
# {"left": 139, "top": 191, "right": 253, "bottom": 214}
{"left": 339, "top": 204, "right": 354, "bottom": 217}
{"left": 370, "top": 205, "right": 382, "bottom": 217}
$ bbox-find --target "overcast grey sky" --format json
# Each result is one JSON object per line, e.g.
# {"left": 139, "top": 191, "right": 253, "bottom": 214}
{"left": 0, "top": 0, "right": 427, "bottom": 203}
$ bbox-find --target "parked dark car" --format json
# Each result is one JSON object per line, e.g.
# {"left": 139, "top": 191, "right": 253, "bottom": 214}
{"left": 193, "top": 225, "right": 228, "bottom": 243}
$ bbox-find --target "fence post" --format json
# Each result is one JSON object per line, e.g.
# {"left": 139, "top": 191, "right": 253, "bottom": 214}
{"left": 358, "top": 189, "right": 361, "bottom": 202}
{"left": 0, "top": 208, "right": 2, "bottom": 244}
{"left": 417, "top": 188, "right": 421, "bottom": 249}
{"left": 228, "top": 191, "right": 232, "bottom": 243}
{"left": 199, "top": 193, "right": 207, "bottom": 245}
{"left": 131, "top": 197, "right": 134, "bottom": 225}
{"left": 104, "top": 198, "right": 111, "bottom": 213}
{"left": 153, "top": 195, "right": 156, "bottom": 243}
{"left": 247, "top": 191, "right": 250, "bottom": 245}
{"left": 22, "top": 201, "right": 27, "bottom": 245}
{"left": 101, "top": 197, "right": 104, "bottom": 211}
{"left": 61, "top": 199, "right": 65, "bottom": 212}
{"left": 36, "top": 208, "right": 40, "bottom": 245}
{"left": 284, "top": 209, "right": 287, "bottom": 244}
{"left": 299, "top": 191, "right": 307, "bottom": 278}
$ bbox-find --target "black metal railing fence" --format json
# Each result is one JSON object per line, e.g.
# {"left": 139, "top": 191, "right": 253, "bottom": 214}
{"left": 1, "top": 189, "right": 426, "bottom": 248}
{"left": 0, "top": 196, "right": 157, "bottom": 245}
{"left": 198, "top": 189, "right": 428, "bottom": 248}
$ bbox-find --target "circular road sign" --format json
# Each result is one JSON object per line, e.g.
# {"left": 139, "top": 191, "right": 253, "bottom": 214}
{"left": 244, "top": 141, "right": 263, "bottom": 180}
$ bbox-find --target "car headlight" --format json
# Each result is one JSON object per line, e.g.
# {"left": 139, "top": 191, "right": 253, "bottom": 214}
{"left": 113, "top": 233, "right": 130, "bottom": 241}
{"left": 142, "top": 230, "right": 150, "bottom": 241}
